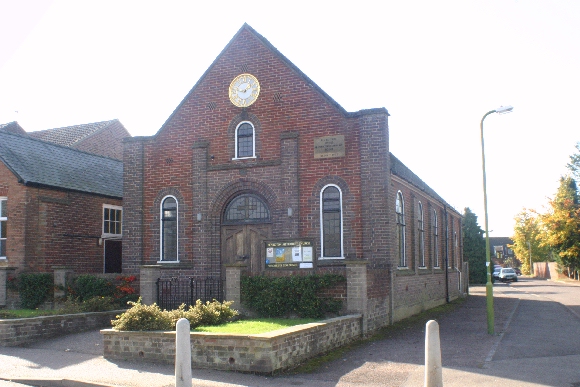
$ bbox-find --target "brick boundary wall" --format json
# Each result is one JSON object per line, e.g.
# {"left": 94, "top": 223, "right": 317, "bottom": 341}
{"left": 0, "top": 310, "right": 123, "bottom": 347}
{"left": 101, "top": 314, "right": 362, "bottom": 373}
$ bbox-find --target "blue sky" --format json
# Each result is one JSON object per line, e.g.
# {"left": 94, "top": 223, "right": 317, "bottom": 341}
{"left": 1, "top": 0, "right": 579, "bottom": 237}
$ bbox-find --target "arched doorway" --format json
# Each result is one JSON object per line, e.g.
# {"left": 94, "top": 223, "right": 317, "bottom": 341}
{"left": 221, "top": 193, "right": 272, "bottom": 275}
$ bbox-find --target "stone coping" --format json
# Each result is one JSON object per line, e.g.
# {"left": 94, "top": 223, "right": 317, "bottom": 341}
{"left": 0, "top": 310, "right": 124, "bottom": 347}
{"left": 102, "top": 314, "right": 363, "bottom": 373}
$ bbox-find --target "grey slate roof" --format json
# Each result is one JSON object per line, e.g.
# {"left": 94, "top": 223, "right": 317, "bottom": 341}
{"left": 28, "top": 119, "right": 119, "bottom": 147}
{"left": 0, "top": 130, "right": 122, "bottom": 198}
{"left": 390, "top": 153, "right": 460, "bottom": 215}
{"left": 0, "top": 121, "right": 27, "bottom": 136}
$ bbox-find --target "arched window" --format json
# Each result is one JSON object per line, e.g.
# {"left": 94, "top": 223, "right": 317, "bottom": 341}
{"left": 396, "top": 191, "right": 406, "bottom": 267}
{"left": 418, "top": 202, "right": 425, "bottom": 268}
{"left": 454, "top": 231, "right": 459, "bottom": 268}
{"left": 160, "top": 196, "right": 178, "bottom": 262}
{"left": 224, "top": 194, "right": 270, "bottom": 224}
{"left": 0, "top": 198, "right": 7, "bottom": 259}
{"left": 235, "top": 122, "right": 255, "bottom": 159}
{"left": 432, "top": 209, "right": 439, "bottom": 268}
{"left": 320, "top": 185, "right": 343, "bottom": 258}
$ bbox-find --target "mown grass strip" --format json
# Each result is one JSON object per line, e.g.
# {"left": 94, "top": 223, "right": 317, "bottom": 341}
{"left": 194, "top": 318, "right": 318, "bottom": 334}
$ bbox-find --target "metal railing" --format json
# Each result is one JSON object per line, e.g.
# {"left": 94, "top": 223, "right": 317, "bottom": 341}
{"left": 156, "top": 277, "right": 223, "bottom": 310}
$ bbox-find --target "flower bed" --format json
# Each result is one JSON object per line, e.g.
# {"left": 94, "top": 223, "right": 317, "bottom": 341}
{"left": 101, "top": 314, "right": 362, "bottom": 373}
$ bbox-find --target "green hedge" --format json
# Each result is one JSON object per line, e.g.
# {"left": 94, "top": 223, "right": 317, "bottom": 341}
{"left": 241, "top": 274, "right": 345, "bottom": 318}
{"left": 18, "top": 273, "right": 53, "bottom": 309}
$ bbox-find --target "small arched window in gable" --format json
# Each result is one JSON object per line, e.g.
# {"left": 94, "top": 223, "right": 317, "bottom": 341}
{"left": 235, "top": 122, "right": 255, "bottom": 159}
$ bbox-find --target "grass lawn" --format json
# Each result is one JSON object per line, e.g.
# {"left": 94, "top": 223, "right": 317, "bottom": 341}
{"left": 194, "top": 318, "right": 318, "bottom": 334}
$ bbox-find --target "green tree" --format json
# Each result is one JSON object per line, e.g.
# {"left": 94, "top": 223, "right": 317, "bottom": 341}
{"left": 540, "top": 176, "right": 580, "bottom": 278}
{"left": 462, "top": 207, "right": 487, "bottom": 284}
{"left": 566, "top": 142, "right": 580, "bottom": 183}
{"left": 511, "top": 209, "right": 551, "bottom": 275}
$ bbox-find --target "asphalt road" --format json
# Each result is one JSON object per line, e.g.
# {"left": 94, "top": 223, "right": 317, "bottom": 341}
{"left": 1, "top": 277, "right": 579, "bottom": 387}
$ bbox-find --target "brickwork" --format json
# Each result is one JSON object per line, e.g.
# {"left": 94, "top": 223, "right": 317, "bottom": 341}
{"left": 0, "top": 310, "right": 121, "bottom": 347}
{"left": 390, "top": 175, "right": 464, "bottom": 322}
{"left": 101, "top": 314, "right": 362, "bottom": 373}
{"left": 0, "top": 161, "right": 122, "bottom": 274}
{"left": 72, "top": 120, "right": 131, "bottom": 160}
{"left": 122, "top": 25, "right": 466, "bottom": 333}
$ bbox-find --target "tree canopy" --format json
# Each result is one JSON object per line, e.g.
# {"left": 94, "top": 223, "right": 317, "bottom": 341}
{"left": 462, "top": 207, "right": 486, "bottom": 284}
{"left": 539, "top": 176, "right": 580, "bottom": 275}
{"left": 510, "top": 209, "right": 551, "bottom": 274}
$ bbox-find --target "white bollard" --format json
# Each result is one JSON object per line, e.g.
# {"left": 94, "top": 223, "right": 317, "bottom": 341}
{"left": 175, "top": 318, "right": 192, "bottom": 387}
{"left": 424, "top": 319, "right": 443, "bottom": 387}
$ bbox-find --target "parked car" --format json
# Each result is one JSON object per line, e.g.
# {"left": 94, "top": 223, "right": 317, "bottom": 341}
{"left": 492, "top": 267, "right": 502, "bottom": 283}
{"left": 498, "top": 268, "right": 518, "bottom": 283}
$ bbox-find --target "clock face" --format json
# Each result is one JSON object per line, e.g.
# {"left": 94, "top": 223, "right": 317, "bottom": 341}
{"left": 229, "top": 73, "right": 260, "bottom": 107}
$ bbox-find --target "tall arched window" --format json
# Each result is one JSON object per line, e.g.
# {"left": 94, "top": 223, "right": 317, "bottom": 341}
{"left": 0, "top": 198, "right": 7, "bottom": 259}
{"left": 418, "top": 202, "right": 425, "bottom": 268}
{"left": 432, "top": 209, "right": 439, "bottom": 268}
{"left": 396, "top": 191, "right": 406, "bottom": 267}
{"left": 320, "top": 185, "right": 343, "bottom": 258}
{"left": 160, "top": 196, "right": 178, "bottom": 262}
{"left": 235, "top": 122, "right": 255, "bottom": 159}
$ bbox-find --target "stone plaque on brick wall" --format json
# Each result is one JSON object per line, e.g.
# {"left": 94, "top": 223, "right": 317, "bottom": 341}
{"left": 314, "top": 135, "right": 345, "bottom": 159}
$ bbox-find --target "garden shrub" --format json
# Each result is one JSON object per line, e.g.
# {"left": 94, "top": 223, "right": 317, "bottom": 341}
{"left": 68, "top": 275, "right": 116, "bottom": 301}
{"left": 18, "top": 273, "right": 53, "bottom": 309}
{"left": 111, "top": 298, "right": 238, "bottom": 331}
{"left": 58, "top": 296, "right": 118, "bottom": 314}
{"left": 241, "top": 273, "right": 345, "bottom": 318}
{"left": 67, "top": 274, "right": 138, "bottom": 308}
{"left": 111, "top": 299, "right": 173, "bottom": 331}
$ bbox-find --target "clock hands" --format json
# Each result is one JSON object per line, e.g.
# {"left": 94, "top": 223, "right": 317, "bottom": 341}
{"left": 238, "top": 83, "right": 252, "bottom": 93}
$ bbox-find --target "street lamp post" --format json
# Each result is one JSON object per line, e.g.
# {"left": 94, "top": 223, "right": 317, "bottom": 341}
{"left": 480, "top": 105, "right": 513, "bottom": 335}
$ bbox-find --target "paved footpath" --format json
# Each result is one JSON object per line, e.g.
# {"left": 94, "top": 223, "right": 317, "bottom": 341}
{"left": 1, "top": 278, "right": 579, "bottom": 387}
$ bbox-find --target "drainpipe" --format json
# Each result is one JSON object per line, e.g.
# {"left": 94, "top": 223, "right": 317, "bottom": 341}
{"left": 444, "top": 206, "right": 450, "bottom": 303}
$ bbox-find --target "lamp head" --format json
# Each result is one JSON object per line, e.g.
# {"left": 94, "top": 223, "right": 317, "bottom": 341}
{"left": 495, "top": 105, "right": 513, "bottom": 114}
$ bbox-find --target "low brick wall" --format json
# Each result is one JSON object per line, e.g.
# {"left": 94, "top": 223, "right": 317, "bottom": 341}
{"left": 101, "top": 314, "right": 362, "bottom": 373}
{"left": 0, "top": 310, "right": 122, "bottom": 347}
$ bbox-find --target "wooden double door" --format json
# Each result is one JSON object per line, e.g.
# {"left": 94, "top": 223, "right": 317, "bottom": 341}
{"left": 221, "top": 223, "right": 271, "bottom": 275}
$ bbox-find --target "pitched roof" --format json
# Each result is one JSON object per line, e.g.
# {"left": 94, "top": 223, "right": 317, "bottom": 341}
{"left": 155, "top": 24, "right": 389, "bottom": 137}
{"left": 0, "top": 131, "right": 122, "bottom": 198}
{"left": 28, "top": 119, "right": 121, "bottom": 147}
{"left": 390, "top": 153, "right": 460, "bottom": 215}
{"left": 0, "top": 121, "right": 27, "bottom": 136}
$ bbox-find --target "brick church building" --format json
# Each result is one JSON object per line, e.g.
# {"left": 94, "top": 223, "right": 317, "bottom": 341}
{"left": 123, "top": 24, "right": 465, "bottom": 330}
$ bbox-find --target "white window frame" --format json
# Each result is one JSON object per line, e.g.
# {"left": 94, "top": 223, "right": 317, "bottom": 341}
{"left": 233, "top": 121, "right": 256, "bottom": 160}
{"left": 0, "top": 197, "right": 6, "bottom": 260}
{"left": 159, "top": 195, "right": 179, "bottom": 263}
{"left": 396, "top": 191, "right": 406, "bottom": 268}
{"left": 433, "top": 209, "right": 439, "bottom": 268}
{"left": 320, "top": 184, "right": 344, "bottom": 259}
{"left": 418, "top": 201, "right": 426, "bottom": 268}
{"left": 102, "top": 204, "right": 123, "bottom": 239}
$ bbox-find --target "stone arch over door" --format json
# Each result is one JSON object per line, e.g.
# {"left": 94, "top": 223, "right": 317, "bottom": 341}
{"left": 221, "top": 193, "right": 272, "bottom": 275}
{"left": 208, "top": 179, "right": 278, "bottom": 277}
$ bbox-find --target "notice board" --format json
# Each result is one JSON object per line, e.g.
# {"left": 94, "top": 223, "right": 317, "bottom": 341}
{"left": 265, "top": 240, "right": 314, "bottom": 269}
